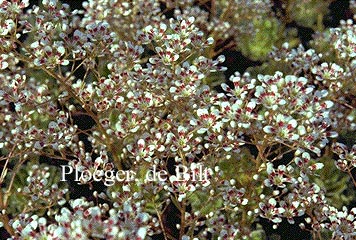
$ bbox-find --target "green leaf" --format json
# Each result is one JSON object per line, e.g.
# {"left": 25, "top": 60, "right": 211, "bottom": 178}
{"left": 189, "top": 191, "right": 223, "bottom": 216}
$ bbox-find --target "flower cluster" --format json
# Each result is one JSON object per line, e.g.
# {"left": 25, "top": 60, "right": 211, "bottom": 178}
{"left": 0, "top": 0, "right": 356, "bottom": 239}
{"left": 332, "top": 142, "right": 356, "bottom": 171}
{"left": 323, "top": 206, "right": 356, "bottom": 239}
{"left": 10, "top": 197, "right": 151, "bottom": 240}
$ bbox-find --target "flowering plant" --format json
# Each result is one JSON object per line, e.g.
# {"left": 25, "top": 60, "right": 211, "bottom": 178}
{"left": 0, "top": 0, "right": 355, "bottom": 239}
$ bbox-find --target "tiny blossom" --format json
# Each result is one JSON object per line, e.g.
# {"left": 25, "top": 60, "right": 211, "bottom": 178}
{"left": 166, "top": 34, "right": 192, "bottom": 54}
{"left": 263, "top": 114, "right": 299, "bottom": 140}
{"left": 0, "top": 19, "right": 15, "bottom": 36}
{"left": 264, "top": 163, "right": 293, "bottom": 188}
{"left": 194, "top": 55, "right": 227, "bottom": 74}
{"left": 0, "top": 0, "right": 29, "bottom": 16}
{"left": 175, "top": 62, "right": 204, "bottom": 85}
{"left": 259, "top": 198, "right": 286, "bottom": 224}
{"left": 10, "top": 196, "right": 152, "bottom": 240}
{"left": 217, "top": 102, "right": 239, "bottom": 130}
{"left": 127, "top": 138, "right": 155, "bottom": 162}
{"left": 294, "top": 151, "right": 324, "bottom": 178}
{"left": 222, "top": 184, "right": 247, "bottom": 207}
{"left": 289, "top": 176, "right": 325, "bottom": 214}
{"left": 170, "top": 16, "right": 196, "bottom": 38}
{"left": 0, "top": 54, "right": 9, "bottom": 69}
{"left": 138, "top": 23, "right": 167, "bottom": 43}
{"left": 330, "top": 19, "right": 356, "bottom": 59}
{"left": 85, "top": 21, "right": 115, "bottom": 43}
{"left": 193, "top": 108, "right": 222, "bottom": 134}
{"left": 238, "top": 101, "right": 258, "bottom": 129}
{"left": 312, "top": 62, "right": 345, "bottom": 81}
{"left": 221, "top": 71, "right": 256, "bottom": 99}
{"left": 153, "top": 46, "right": 180, "bottom": 65}
{"left": 169, "top": 172, "right": 196, "bottom": 202}
{"left": 323, "top": 206, "right": 356, "bottom": 239}
{"left": 151, "top": 128, "right": 168, "bottom": 150}
{"left": 31, "top": 41, "right": 69, "bottom": 68}
{"left": 279, "top": 193, "right": 305, "bottom": 224}
{"left": 166, "top": 126, "right": 194, "bottom": 152}
{"left": 205, "top": 214, "right": 239, "bottom": 238}
{"left": 174, "top": 5, "right": 209, "bottom": 30}
{"left": 332, "top": 142, "right": 356, "bottom": 170}
{"left": 29, "top": 111, "right": 76, "bottom": 151}
{"left": 254, "top": 75, "right": 285, "bottom": 110}
{"left": 114, "top": 109, "right": 145, "bottom": 135}
{"left": 270, "top": 44, "right": 322, "bottom": 74}
{"left": 108, "top": 41, "right": 144, "bottom": 70}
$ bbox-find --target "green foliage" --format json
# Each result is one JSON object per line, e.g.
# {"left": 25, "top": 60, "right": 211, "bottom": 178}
{"left": 287, "top": 0, "right": 330, "bottom": 30}
{"left": 189, "top": 190, "right": 223, "bottom": 216}
{"left": 203, "top": 71, "right": 226, "bottom": 87}
{"left": 239, "top": 17, "right": 282, "bottom": 61}
{"left": 312, "top": 152, "right": 354, "bottom": 209}
{"left": 250, "top": 224, "right": 267, "bottom": 240}
{"left": 219, "top": 147, "right": 263, "bottom": 186}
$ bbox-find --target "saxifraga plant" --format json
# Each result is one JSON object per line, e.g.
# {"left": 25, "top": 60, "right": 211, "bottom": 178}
{"left": 0, "top": 0, "right": 355, "bottom": 239}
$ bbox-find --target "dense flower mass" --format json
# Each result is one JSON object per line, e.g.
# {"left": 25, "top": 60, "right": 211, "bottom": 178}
{"left": 0, "top": 0, "right": 356, "bottom": 239}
